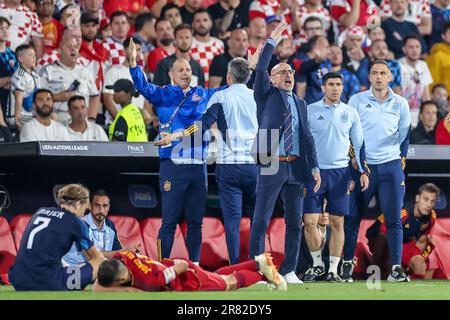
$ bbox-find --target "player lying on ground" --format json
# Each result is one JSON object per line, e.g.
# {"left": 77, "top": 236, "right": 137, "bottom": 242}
{"left": 93, "top": 251, "right": 287, "bottom": 292}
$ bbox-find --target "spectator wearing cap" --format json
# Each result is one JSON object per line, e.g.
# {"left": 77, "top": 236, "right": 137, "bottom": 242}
{"left": 102, "top": 11, "right": 129, "bottom": 68}
{"left": 329, "top": 44, "right": 360, "bottom": 103}
{"left": 180, "top": 0, "right": 202, "bottom": 25}
{"left": 0, "top": 0, "right": 43, "bottom": 58}
{"left": 265, "top": 15, "right": 283, "bottom": 38}
{"left": 357, "top": 40, "right": 402, "bottom": 95}
{"left": 427, "top": 22, "right": 450, "bottom": 94}
{"left": 107, "top": 79, "right": 147, "bottom": 142}
{"left": 153, "top": 24, "right": 204, "bottom": 88}
{"left": 296, "top": 35, "right": 332, "bottom": 104}
{"left": 99, "top": 17, "right": 110, "bottom": 41}
{"left": 66, "top": 95, "right": 108, "bottom": 141}
{"left": 209, "top": 28, "right": 248, "bottom": 87}
{"left": 435, "top": 112, "right": 450, "bottom": 144}
{"left": 381, "top": 0, "right": 428, "bottom": 59}
{"left": 54, "top": 0, "right": 74, "bottom": 16}
{"left": 79, "top": 13, "right": 107, "bottom": 92}
{"left": 341, "top": 26, "right": 368, "bottom": 75}
{"left": 410, "top": 101, "right": 438, "bottom": 144}
{"left": 161, "top": 3, "right": 183, "bottom": 28}
{"left": 247, "top": 17, "right": 266, "bottom": 54}
{"left": 429, "top": 0, "right": 450, "bottom": 48}
{"left": 132, "top": 13, "right": 156, "bottom": 57}
{"left": 36, "top": 0, "right": 64, "bottom": 55}
{"left": 329, "top": 0, "right": 379, "bottom": 29}
{"left": 398, "top": 35, "right": 433, "bottom": 127}
{"left": 208, "top": 0, "right": 247, "bottom": 39}
{"left": 431, "top": 83, "right": 449, "bottom": 119}
{"left": 291, "top": 0, "right": 331, "bottom": 46}
{"left": 103, "top": 37, "right": 152, "bottom": 126}
{"left": 379, "top": 0, "right": 432, "bottom": 36}
{"left": 146, "top": 18, "right": 175, "bottom": 77}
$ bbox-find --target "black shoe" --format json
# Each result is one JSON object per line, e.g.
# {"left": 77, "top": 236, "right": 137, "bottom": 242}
{"left": 340, "top": 261, "right": 354, "bottom": 283}
{"left": 387, "top": 266, "right": 410, "bottom": 282}
{"left": 303, "top": 266, "right": 326, "bottom": 282}
{"left": 326, "top": 272, "right": 343, "bottom": 282}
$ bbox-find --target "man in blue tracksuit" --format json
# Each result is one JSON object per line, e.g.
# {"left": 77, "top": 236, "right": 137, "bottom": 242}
{"left": 128, "top": 38, "right": 225, "bottom": 264}
{"left": 341, "top": 60, "right": 411, "bottom": 282}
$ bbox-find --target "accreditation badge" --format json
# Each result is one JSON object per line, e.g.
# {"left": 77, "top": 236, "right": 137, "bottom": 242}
{"left": 159, "top": 122, "right": 172, "bottom": 148}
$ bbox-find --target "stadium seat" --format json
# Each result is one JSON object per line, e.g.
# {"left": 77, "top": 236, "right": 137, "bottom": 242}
{"left": 267, "top": 218, "right": 286, "bottom": 268}
{"left": 9, "top": 214, "right": 32, "bottom": 251}
{"left": 0, "top": 217, "right": 17, "bottom": 274}
{"left": 181, "top": 217, "right": 229, "bottom": 271}
{"left": 108, "top": 216, "right": 147, "bottom": 256}
{"left": 139, "top": 218, "right": 189, "bottom": 260}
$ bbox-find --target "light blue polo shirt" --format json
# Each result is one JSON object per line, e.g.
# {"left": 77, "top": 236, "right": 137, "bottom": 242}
{"left": 308, "top": 98, "right": 364, "bottom": 171}
{"left": 347, "top": 87, "right": 411, "bottom": 165}
{"left": 62, "top": 214, "right": 122, "bottom": 266}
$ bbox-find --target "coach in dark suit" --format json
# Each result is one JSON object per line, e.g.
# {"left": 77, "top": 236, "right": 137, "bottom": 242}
{"left": 248, "top": 21, "right": 321, "bottom": 284}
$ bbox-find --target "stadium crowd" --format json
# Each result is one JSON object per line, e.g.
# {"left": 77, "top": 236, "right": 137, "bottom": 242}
{"left": 0, "top": 0, "right": 450, "bottom": 291}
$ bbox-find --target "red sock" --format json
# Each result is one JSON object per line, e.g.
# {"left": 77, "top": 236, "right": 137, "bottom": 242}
{"left": 0, "top": 273, "right": 10, "bottom": 285}
{"left": 234, "top": 270, "right": 262, "bottom": 289}
{"left": 216, "top": 260, "right": 258, "bottom": 275}
{"left": 411, "top": 273, "right": 425, "bottom": 280}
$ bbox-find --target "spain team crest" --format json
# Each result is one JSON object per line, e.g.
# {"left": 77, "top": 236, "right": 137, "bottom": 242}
{"left": 164, "top": 180, "right": 171, "bottom": 192}
{"left": 340, "top": 111, "right": 349, "bottom": 123}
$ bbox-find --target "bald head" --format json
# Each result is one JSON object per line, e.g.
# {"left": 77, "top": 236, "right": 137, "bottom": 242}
{"left": 228, "top": 28, "right": 249, "bottom": 57}
{"left": 169, "top": 58, "right": 192, "bottom": 89}
{"left": 270, "top": 63, "right": 295, "bottom": 91}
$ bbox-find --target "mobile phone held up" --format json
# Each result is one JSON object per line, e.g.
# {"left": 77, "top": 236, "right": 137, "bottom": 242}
{"left": 68, "top": 80, "right": 81, "bottom": 91}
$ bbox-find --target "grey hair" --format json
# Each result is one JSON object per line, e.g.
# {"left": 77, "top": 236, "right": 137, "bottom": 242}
{"left": 227, "top": 57, "right": 251, "bottom": 84}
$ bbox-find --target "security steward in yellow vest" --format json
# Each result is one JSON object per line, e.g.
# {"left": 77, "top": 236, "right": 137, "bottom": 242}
{"left": 107, "top": 79, "right": 148, "bottom": 142}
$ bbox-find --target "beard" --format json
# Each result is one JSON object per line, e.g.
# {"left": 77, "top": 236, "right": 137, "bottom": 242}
{"left": 36, "top": 105, "right": 53, "bottom": 117}
{"left": 195, "top": 29, "right": 209, "bottom": 37}
{"left": 160, "top": 37, "right": 174, "bottom": 46}
{"left": 178, "top": 46, "right": 191, "bottom": 53}
{"left": 82, "top": 34, "right": 96, "bottom": 42}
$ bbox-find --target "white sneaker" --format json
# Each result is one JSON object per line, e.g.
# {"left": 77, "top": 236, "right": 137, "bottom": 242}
{"left": 283, "top": 271, "right": 303, "bottom": 284}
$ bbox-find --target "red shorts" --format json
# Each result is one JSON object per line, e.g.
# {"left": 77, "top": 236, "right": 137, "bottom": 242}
{"left": 402, "top": 242, "right": 430, "bottom": 269}
{"left": 165, "top": 260, "right": 227, "bottom": 291}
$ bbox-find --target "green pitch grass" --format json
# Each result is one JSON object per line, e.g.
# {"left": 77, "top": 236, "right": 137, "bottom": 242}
{"left": 1, "top": 281, "right": 450, "bottom": 300}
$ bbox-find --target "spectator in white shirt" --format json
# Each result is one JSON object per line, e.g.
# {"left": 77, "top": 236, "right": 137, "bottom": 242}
{"left": 66, "top": 95, "right": 108, "bottom": 141}
{"left": 20, "top": 89, "right": 70, "bottom": 142}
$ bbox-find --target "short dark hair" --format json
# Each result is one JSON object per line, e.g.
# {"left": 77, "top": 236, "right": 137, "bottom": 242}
{"left": 15, "top": 44, "right": 34, "bottom": 57}
{"left": 155, "top": 18, "right": 171, "bottom": 31}
{"left": 123, "top": 37, "right": 142, "bottom": 48}
{"left": 442, "top": 21, "right": 450, "bottom": 35}
{"left": 91, "top": 189, "right": 110, "bottom": 202}
{"left": 33, "top": 89, "right": 53, "bottom": 103}
{"left": 303, "top": 16, "right": 322, "bottom": 29}
{"left": 193, "top": 8, "right": 211, "bottom": 20}
{"left": 135, "top": 12, "right": 155, "bottom": 32}
{"left": 322, "top": 72, "right": 343, "bottom": 85}
{"left": 419, "top": 100, "right": 438, "bottom": 114}
{"left": 68, "top": 95, "right": 86, "bottom": 109}
{"left": 369, "top": 59, "right": 390, "bottom": 71}
{"left": 402, "top": 34, "right": 422, "bottom": 47}
{"left": 0, "top": 16, "right": 10, "bottom": 27}
{"left": 432, "top": 83, "right": 448, "bottom": 94}
{"left": 97, "top": 260, "right": 122, "bottom": 287}
{"left": 110, "top": 11, "right": 128, "bottom": 24}
{"left": 174, "top": 23, "right": 192, "bottom": 37}
{"left": 161, "top": 3, "right": 181, "bottom": 18}
{"left": 418, "top": 183, "right": 440, "bottom": 199}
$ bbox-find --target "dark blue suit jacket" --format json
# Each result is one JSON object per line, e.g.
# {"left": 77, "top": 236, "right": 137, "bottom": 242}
{"left": 252, "top": 40, "right": 319, "bottom": 180}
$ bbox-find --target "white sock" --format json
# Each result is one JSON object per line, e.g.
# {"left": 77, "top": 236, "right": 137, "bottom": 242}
{"left": 193, "top": 262, "right": 199, "bottom": 266}
{"left": 392, "top": 264, "right": 400, "bottom": 271}
{"left": 310, "top": 250, "right": 323, "bottom": 267}
{"left": 329, "top": 256, "right": 341, "bottom": 274}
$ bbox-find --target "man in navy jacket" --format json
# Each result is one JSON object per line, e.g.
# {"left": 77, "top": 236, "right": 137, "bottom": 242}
{"left": 248, "top": 20, "right": 321, "bottom": 284}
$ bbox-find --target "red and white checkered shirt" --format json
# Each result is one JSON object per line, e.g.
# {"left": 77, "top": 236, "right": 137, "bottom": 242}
{"left": 190, "top": 37, "right": 224, "bottom": 87}
{"left": 249, "top": 0, "right": 294, "bottom": 34}
{"left": 0, "top": 4, "right": 42, "bottom": 50}
{"left": 379, "top": 0, "right": 431, "bottom": 26}
{"left": 102, "top": 36, "right": 126, "bottom": 68}
{"left": 293, "top": 3, "right": 331, "bottom": 46}
{"left": 36, "top": 49, "right": 87, "bottom": 73}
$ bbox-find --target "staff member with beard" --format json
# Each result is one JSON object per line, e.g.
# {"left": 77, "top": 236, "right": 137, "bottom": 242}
{"left": 20, "top": 89, "right": 70, "bottom": 142}
{"left": 62, "top": 189, "right": 140, "bottom": 266}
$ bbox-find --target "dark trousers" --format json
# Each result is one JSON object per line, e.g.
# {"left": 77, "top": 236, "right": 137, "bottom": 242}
{"left": 344, "top": 159, "right": 405, "bottom": 265}
{"left": 157, "top": 159, "right": 207, "bottom": 262}
{"left": 249, "top": 159, "right": 305, "bottom": 275}
{"left": 216, "top": 164, "right": 257, "bottom": 265}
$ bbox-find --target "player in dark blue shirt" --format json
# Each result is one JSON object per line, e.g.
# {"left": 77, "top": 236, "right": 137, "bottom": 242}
{"left": 8, "top": 184, "right": 106, "bottom": 291}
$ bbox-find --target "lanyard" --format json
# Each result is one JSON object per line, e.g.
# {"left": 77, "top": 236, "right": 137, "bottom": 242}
{"left": 160, "top": 89, "right": 193, "bottom": 129}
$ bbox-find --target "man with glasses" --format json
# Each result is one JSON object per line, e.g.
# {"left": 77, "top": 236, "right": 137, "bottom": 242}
{"left": 248, "top": 20, "right": 321, "bottom": 284}
{"left": 62, "top": 189, "right": 140, "bottom": 266}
